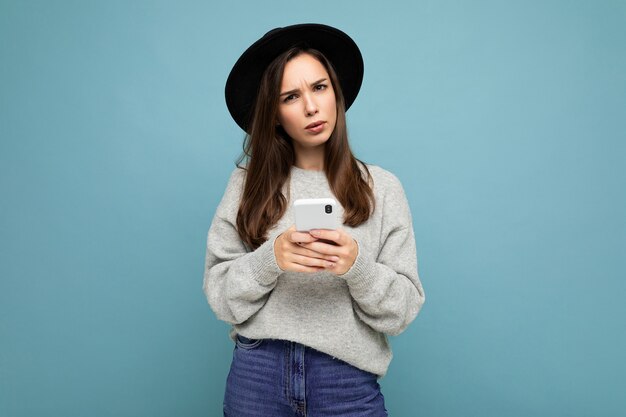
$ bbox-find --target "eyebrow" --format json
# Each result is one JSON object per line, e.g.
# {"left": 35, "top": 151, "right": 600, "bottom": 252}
{"left": 279, "top": 78, "right": 328, "bottom": 97}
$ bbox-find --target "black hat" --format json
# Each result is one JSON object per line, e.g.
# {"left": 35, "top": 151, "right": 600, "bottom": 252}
{"left": 225, "top": 23, "right": 364, "bottom": 133}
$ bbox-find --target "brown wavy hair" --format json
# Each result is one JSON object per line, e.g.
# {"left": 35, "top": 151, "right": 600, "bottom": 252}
{"left": 235, "top": 46, "right": 374, "bottom": 249}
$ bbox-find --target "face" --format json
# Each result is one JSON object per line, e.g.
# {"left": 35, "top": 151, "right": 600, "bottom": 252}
{"left": 276, "top": 53, "right": 337, "bottom": 152}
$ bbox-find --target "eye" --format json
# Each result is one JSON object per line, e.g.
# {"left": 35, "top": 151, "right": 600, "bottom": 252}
{"left": 283, "top": 94, "right": 297, "bottom": 103}
{"left": 314, "top": 84, "right": 327, "bottom": 91}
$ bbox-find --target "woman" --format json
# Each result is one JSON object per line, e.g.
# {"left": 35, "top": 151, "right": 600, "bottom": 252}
{"left": 204, "top": 23, "right": 425, "bottom": 417}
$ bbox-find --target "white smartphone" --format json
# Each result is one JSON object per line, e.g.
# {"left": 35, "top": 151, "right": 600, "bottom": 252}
{"left": 293, "top": 198, "right": 340, "bottom": 232}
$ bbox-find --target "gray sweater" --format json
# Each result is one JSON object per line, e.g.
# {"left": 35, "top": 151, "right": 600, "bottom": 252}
{"left": 203, "top": 164, "right": 425, "bottom": 377}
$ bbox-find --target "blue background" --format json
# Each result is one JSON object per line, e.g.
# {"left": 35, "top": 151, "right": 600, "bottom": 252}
{"left": 1, "top": 0, "right": 624, "bottom": 416}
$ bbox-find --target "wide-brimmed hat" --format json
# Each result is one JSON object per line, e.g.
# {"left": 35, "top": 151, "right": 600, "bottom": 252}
{"left": 225, "top": 23, "right": 364, "bottom": 133}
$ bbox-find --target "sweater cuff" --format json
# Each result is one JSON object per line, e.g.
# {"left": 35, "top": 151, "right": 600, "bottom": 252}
{"left": 338, "top": 240, "right": 378, "bottom": 294}
{"left": 248, "top": 232, "right": 284, "bottom": 287}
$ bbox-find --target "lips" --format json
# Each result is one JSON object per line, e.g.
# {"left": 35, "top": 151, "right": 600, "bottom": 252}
{"left": 305, "top": 121, "right": 325, "bottom": 129}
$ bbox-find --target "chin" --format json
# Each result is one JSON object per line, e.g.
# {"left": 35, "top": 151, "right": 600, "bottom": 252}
{"left": 310, "top": 136, "right": 331, "bottom": 147}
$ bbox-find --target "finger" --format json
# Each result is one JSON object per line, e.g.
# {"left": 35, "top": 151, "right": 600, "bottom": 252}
{"left": 288, "top": 231, "right": 319, "bottom": 244}
{"left": 299, "top": 241, "right": 342, "bottom": 256}
{"left": 309, "top": 229, "right": 345, "bottom": 245}
{"left": 293, "top": 246, "right": 340, "bottom": 263}
{"left": 290, "top": 253, "right": 336, "bottom": 269}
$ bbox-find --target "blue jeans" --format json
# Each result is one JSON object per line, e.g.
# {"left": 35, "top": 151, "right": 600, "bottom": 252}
{"left": 223, "top": 335, "right": 388, "bottom": 417}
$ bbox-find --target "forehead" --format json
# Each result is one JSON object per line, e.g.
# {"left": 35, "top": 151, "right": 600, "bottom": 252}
{"left": 281, "top": 53, "right": 329, "bottom": 86}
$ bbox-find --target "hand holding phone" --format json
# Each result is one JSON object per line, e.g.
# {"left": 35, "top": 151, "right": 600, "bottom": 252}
{"left": 274, "top": 198, "right": 358, "bottom": 274}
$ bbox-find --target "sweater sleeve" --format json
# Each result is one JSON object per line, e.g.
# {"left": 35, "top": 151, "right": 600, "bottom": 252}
{"left": 202, "top": 169, "right": 284, "bottom": 325}
{"left": 339, "top": 173, "right": 425, "bottom": 336}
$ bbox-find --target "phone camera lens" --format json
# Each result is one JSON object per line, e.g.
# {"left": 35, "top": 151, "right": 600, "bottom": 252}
{"left": 325, "top": 205, "right": 332, "bottom": 214}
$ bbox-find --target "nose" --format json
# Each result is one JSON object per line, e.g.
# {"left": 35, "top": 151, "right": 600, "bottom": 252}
{"left": 303, "top": 92, "right": 318, "bottom": 116}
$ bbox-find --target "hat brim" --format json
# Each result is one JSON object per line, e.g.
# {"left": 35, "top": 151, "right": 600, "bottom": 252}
{"left": 225, "top": 23, "right": 364, "bottom": 133}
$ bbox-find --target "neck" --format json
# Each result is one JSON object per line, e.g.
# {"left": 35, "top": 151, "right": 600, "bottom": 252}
{"left": 294, "top": 145, "right": 325, "bottom": 171}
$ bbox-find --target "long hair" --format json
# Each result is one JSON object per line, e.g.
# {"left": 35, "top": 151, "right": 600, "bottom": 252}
{"left": 236, "top": 46, "right": 374, "bottom": 249}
